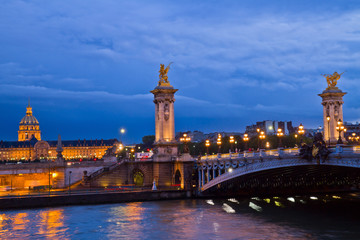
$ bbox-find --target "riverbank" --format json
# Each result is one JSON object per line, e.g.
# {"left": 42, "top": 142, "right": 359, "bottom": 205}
{"left": 0, "top": 190, "right": 193, "bottom": 210}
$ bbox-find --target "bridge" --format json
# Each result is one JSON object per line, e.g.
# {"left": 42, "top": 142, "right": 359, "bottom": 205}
{"left": 197, "top": 146, "right": 360, "bottom": 196}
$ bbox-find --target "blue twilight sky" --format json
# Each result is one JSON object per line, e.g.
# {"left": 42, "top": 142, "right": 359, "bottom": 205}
{"left": 1, "top": 0, "right": 360, "bottom": 143}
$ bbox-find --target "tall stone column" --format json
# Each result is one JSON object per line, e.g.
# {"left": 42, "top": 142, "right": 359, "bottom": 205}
{"left": 150, "top": 64, "right": 179, "bottom": 188}
{"left": 150, "top": 83, "right": 178, "bottom": 161}
{"left": 319, "top": 73, "right": 347, "bottom": 145}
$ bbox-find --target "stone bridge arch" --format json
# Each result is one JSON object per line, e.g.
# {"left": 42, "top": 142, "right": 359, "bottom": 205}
{"left": 199, "top": 153, "right": 360, "bottom": 196}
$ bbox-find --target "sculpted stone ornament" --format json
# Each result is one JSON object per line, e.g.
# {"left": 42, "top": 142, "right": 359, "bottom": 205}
{"left": 322, "top": 71, "right": 344, "bottom": 89}
{"left": 299, "top": 133, "right": 330, "bottom": 163}
{"left": 158, "top": 62, "right": 173, "bottom": 86}
{"left": 164, "top": 103, "right": 170, "bottom": 121}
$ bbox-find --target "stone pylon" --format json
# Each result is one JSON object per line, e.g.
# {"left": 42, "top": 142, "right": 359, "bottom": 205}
{"left": 150, "top": 64, "right": 179, "bottom": 188}
{"left": 150, "top": 79, "right": 178, "bottom": 162}
{"left": 319, "top": 83, "right": 347, "bottom": 145}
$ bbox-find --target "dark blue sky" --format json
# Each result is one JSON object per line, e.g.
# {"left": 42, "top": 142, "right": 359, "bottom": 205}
{"left": 1, "top": 0, "right": 360, "bottom": 143}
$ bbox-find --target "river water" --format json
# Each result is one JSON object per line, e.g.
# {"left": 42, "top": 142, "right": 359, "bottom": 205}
{"left": 1, "top": 194, "right": 360, "bottom": 240}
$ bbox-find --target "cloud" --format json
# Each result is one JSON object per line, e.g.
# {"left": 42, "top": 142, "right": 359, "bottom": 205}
{"left": 0, "top": 84, "right": 152, "bottom": 103}
{"left": 1, "top": 1, "right": 360, "bottom": 140}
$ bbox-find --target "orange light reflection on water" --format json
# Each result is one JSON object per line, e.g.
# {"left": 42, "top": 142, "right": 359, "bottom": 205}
{"left": 38, "top": 209, "right": 66, "bottom": 238}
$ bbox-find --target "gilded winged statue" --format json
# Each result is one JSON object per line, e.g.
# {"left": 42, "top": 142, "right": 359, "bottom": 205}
{"left": 158, "top": 62, "right": 173, "bottom": 86}
{"left": 322, "top": 71, "right": 344, "bottom": 88}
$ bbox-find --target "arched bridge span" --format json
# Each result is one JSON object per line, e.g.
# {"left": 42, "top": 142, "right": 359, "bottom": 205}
{"left": 198, "top": 147, "right": 360, "bottom": 195}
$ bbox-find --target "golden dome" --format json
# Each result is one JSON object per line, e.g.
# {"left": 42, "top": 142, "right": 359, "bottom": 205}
{"left": 20, "top": 104, "right": 39, "bottom": 125}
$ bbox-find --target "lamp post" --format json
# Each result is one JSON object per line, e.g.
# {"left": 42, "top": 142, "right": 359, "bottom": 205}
{"left": 348, "top": 133, "right": 357, "bottom": 143}
{"left": 68, "top": 171, "right": 72, "bottom": 194}
{"left": 229, "top": 136, "right": 235, "bottom": 153}
{"left": 217, "top": 134, "right": 222, "bottom": 153}
{"left": 243, "top": 134, "right": 249, "bottom": 151}
{"left": 326, "top": 115, "right": 331, "bottom": 146}
{"left": 336, "top": 119, "right": 345, "bottom": 144}
{"left": 256, "top": 128, "right": 260, "bottom": 150}
{"left": 119, "top": 128, "right": 125, "bottom": 144}
{"left": 130, "top": 148, "right": 135, "bottom": 160}
{"left": 180, "top": 133, "right": 191, "bottom": 153}
{"left": 48, "top": 161, "right": 51, "bottom": 195}
{"left": 298, "top": 124, "right": 305, "bottom": 144}
{"left": 205, "top": 139, "right": 210, "bottom": 155}
{"left": 277, "top": 128, "right": 284, "bottom": 148}
{"left": 259, "top": 131, "right": 266, "bottom": 149}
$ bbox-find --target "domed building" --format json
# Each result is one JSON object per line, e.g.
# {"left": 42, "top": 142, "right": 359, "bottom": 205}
{"left": 0, "top": 103, "right": 118, "bottom": 161}
{"left": 18, "top": 102, "right": 41, "bottom": 141}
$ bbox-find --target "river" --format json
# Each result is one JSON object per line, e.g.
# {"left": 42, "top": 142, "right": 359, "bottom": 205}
{"left": 1, "top": 193, "right": 360, "bottom": 239}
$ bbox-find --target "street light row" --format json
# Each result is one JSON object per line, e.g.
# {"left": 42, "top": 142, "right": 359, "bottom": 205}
{"left": 180, "top": 123, "right": 306, "bottom": 154}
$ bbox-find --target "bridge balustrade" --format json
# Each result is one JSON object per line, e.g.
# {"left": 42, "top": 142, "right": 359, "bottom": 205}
{"left": 200, "top": 147, "right": 300, "bottom": 161}
{"left": 197, "top": 145, "right": 360, "bottom": 192}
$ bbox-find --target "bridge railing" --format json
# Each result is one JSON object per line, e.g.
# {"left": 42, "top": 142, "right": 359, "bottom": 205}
{"left": 199, "top": 147, "right": 301, "bottom": 161}
{"left": 198, "top": 146, "right": 360, "bottom": 192}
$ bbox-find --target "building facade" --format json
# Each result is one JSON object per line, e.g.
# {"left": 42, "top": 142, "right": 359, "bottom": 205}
{"left": 0, "top": 104, "right": 118, "bottom": 161}
{"left": 245, "top": 120, "right": 294, "bottom": 137}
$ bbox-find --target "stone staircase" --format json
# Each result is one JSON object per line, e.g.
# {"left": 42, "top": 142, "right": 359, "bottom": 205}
{"left": 81, "top": 160, "right": 125, "bottom": 187}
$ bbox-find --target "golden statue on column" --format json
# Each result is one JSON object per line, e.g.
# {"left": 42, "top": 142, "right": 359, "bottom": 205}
{"left": 322, "top": 71, "right": 344, "bottom": 89}
{"left": 158, "top": 62, "right": 173, "bottom": 86}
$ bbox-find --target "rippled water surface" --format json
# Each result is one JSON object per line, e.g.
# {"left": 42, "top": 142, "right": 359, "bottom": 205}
{"left": 1, "top": 195, "right": 360, "bottom": 239}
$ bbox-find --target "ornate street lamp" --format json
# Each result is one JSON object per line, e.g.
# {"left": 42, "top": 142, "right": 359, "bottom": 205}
{"left": 217, "top": 134, "right": 222, "bottom": 153}
{"left": 180, "top": 133, "right": 191, "bottom": 153}
{"left": 336, "top": 119, "right": 345, "bottom": 144}
{"left": 277, "top": 128, "right": 284, "bottom": 148}
{"left": 259, "top": 131, "right": 266, "bottom": 149}
{"left": 229, "top": 136, "right": 235, "bottom": 153}
{"left": 348, "top": 133, "right": 357, "bottom": 143}
{"left": 205, "top": 139, "right": 210, "bottom": 155}
{"left": 130, "top": 148, "right": 135, "bottom": 160}
{"left": 243, "top": 133, "right": 249, "bottom": 151}
{"left": 298, "top": 123, "right": 305, "bottom": 143}
{"left": 294, "top": 134, "right": 298, "bottom": 147}
{"left": 256, "top": 128, "right": 261, "bottom": 150}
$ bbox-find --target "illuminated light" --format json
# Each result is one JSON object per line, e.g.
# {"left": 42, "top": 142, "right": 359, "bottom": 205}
{"left": 228, "top": 198, "right": 239, "bottom": 204}
{"left": 249, "top": 202, "right": 262, "bottom": 212}
{"left": 206, "top": 200, "right": 215, "bottom": 205}
{"left": 300, "top": 200, "right": 306, "bottom": 204}
{"left": 19, "top": 174, "right": 23, "bottom": 176}
{"left": 332, "top": 195, "right": 341, "bottom": 199}
{"left": 67, "top": 162, "right": 71, "bottom": 166}
{"left": 120, "top": 128, "right": 125, "bottom": 134}
{"left": 263, "top": 198, "right": 271, "bottom": 203}
{"left": 52, "top": 172, "right": 58, "bottom": 178}
{"left": 268, "top": 126, "right": 273, "bottom": 130}
{"left": 310, "top": 196, "right": 318, "bottom": 200}
{"left": 274, "top": 201, "right": 283, "bottom": 207}
{"left": 251, "top": 197, "right": 261, "bottom": 201}
{"left": 228, "top": 168, "right": 233, "bottom": 173}
{"left": 287, "top": 197, "right": 295, "bottom": 203}
{"left": 222, "top": 203, "right": 235, "bottom": 213}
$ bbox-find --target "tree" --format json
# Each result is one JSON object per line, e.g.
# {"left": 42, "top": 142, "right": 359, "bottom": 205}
{"left": 142, "top": 135, "right": 155, "bottom": 149}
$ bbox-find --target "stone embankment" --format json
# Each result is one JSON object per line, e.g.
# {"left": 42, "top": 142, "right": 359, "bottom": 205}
{"left": 0, "top": 190, "right": 193, "bottom": 210}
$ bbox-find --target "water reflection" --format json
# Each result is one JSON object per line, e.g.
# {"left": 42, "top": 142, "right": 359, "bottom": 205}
{"left": 0, "top": 194, "right": 359, "bottom": 239}
{"left": 38, "top": 210, "right": 65, "bottom": 239}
